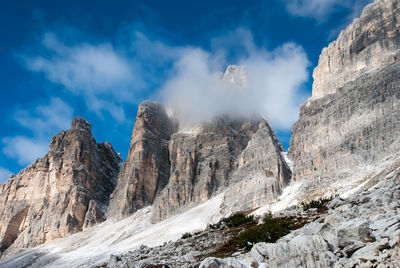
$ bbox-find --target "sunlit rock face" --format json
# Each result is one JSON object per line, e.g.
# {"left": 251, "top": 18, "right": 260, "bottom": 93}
{"left": 289, "top": 0, "right": 400, "bottom": 198}
{"left": 312, "top": 0, "right": 400, "bottom": 99}
{"left": 106, "top": 101, "right": 177, "bottom": 220}
{"left": 151, "top": 116, "right": 289, "bottom": 222}
{"left": 107, "top": 66, "right": 291, "bottom": 222}
{"left": 0, "top": 117, "right": 121, "bottom": 258}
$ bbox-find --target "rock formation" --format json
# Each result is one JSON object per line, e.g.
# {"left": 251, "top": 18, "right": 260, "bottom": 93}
{"left": 289, "top": 0, "right": 400, "bottom": 198}
{"left": 0, "top": 117, "right": 121, "bottom": 258}
{"left": 151, "top": 116, "right": 280, "bottom": 221}
{"left": 311, "top": 0, "right": 400, "bottom": 99}
{"left": 108, "top": 68, "right": 291, "bottom": 222}
{"left": 106, "top": 101, "right": 177, "bottom": 220}
{"left": 221, "top": 120, "right": 291, "bottom": 215}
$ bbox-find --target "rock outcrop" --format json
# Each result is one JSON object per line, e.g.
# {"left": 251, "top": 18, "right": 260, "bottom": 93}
{"left": 0, "top": 117, "right": 121, "bottom": 258}
{"left": 108, "top": 70, "right": 291, "bottom": 222}
{"left": 312, "top": 0, "right": 400, "bottom": 99}
{"left": 221, "top": 120, "right": 291, "bottom": 215}
{"left": 249, "top": 164, "right": 400, "bottom": 268}
{"left": 107, "top": 101, "right": 177, "bottom": 220}
{"left": 151, "top": 116, "right": 259, "bottom": 221}
{"left": 289, "top": 0, "right": 400, "bottom": 198}
{"left": 150, "top": 115, "right": 291, "bottom": 222}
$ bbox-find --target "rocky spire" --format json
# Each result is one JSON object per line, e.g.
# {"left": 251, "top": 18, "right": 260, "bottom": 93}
{"left": 106, "top": 101, "right": 177, "bottom": 219}
{"left": 0, "top": 116, "right": 121, "bottom": 258}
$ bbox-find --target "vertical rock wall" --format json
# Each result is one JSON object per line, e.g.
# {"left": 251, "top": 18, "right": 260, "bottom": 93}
{"left": 0, "top": 117, "right": 121, "bottom": 258}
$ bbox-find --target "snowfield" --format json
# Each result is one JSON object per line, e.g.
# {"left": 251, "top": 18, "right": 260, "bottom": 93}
{"left": 0, "top": 194, "right": 224, "bottom": 268}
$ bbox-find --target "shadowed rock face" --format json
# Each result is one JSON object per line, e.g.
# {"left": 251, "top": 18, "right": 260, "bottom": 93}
{"left": 289, "top": 0, "right": 400, "bottom": 196}
{"left": 0, "top": 117, "right": 121, "bottom": 258}
{"left": 106, "top": 101, "right": 178, "bottom": 220}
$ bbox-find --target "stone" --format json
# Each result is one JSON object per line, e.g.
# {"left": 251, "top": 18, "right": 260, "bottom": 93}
{"left": 151, "top": 116, "right": 260, "bottom": 221}
{"left": 251, "top": 235, "right": 336, "bottom": 267}
{"left": 0, "top": 117, "right": 121, "bottom": 258}
{"left": 107, "top": 101, "right": 177, "bottom": 220}
{"left": 222, "top": 120, "right": 291, "bottom": 215}
{"left": 288, "top": 0, "right": 400, "bottom": 200}
{"left": 312, "top": 0, "right": 400, "bottom": 99}
{"left": 199, "top": 257, "right": 248, "bottom": 268}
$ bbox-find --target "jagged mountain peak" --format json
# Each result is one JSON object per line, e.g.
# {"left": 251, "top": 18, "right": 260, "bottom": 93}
{"left": 0, "top": 117, "right": 121, "bottom": 258}
{"left": 70, "top": 116, "right": 92, "bottom": 131}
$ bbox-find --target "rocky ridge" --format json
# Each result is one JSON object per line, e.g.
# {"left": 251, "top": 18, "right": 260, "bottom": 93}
{"left": 312, "top": 0, "right": 400, "bottom": 99}
{"left": 101, "top": 161, "right": 400, "bottom": 268}
{"left": 288, "top": 0, "right": 400, "bottom": 200}
{"left": 106, "top": 101, "right": 177, "bottom": 220}
{"left": 0, "top": 117, "right": 121, "bottom": 258}
{"left": 108, "top": 66, "right": 291, "bottom": 222}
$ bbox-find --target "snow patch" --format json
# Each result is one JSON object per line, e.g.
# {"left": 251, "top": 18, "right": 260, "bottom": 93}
{"left": 252, "top": 181, "right": 303, "bottom": 216}
{"left": 1, "top": 194, "right": 224, "bottom": 268}
{"left": 281, "top": 152, "right": 294, "bottom": 172}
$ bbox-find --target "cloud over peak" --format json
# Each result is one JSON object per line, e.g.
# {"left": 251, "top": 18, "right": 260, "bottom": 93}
{"left": 160, "top": 30, "right": 310, "bottom": 130}
{"left": 284, "top": 0, "right": 373, "bottom": 22}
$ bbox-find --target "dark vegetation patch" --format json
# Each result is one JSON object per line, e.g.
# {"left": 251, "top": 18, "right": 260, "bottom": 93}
{"left": 181, "top": 232, "right": 193, "bottom": 239}
{"left": 221, "top": 212, "right": 255, "bottom": 227}
{"left": 196, "top": 212, "right": 309, "bottom": 260}
{"left": 236, "top": 215, "right": 299, "bottom": 249}
{"left": 301, "top": 196, "right": 335, "bottom": 212}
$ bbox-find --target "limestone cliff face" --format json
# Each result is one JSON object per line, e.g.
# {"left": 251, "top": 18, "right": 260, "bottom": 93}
{"left": 107, "top": 101, "right": 177, "bottom": 220}
{"left": 151, "top": 116, "right": 260, "bottom": 221}
{"left": 312, "top": 0, "right": 400, "bottom": 99}
{"left": 289, "top": 0, "right": 400, "bottom": 197}
{"left": 107, "top": 98, "right": 291, "bottom": 222}
{"left": 0, "top": 117, "right": 121, "bottom": 258}
{"left": 222, "top": 120, "right": 291, "bottom": 215}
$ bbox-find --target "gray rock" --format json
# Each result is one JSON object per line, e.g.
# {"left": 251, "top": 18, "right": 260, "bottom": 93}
{"left": 199, "top": 257, "right": 248, "bottom": 268}
{"left": 0, "top": 117, "right": 121, "bottom": 258}
{"left": 107, "top": 101, "right": 177, "bottom": 220}
{"left": 288, "top": 0, "right": 400, "bottom": 200}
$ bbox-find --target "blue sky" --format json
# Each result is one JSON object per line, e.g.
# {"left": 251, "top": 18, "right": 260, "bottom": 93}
{"left": 0, "top": 0, "right": 373, "bottom": 182}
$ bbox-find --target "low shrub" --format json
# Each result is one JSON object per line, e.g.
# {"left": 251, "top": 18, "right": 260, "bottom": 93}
{"left": 181, "top": 232, "right": 192, "bottom": 239}
{"left": 301, "top": 196, "right": 335, "bottom": 211}
{"left": 236, "top": 215, "right": 296, "bottom": 249}
{"left": 222, "top": 213, "right": 254, "bottom": 227}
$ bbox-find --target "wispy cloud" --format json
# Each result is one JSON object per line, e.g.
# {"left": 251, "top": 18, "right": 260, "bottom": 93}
{"left": 283, "top": 0, "right": 373, "bottom": 22}
{"left": 0, "top": 167, "right": 12, "bottom": 184}
{"left": 20, "top": 27, "right": 310, "bottom": 131}
{"left": 160, "top": 28, "right": 310, "bottom": 130}
{"left": 21, "top": 33, "right": 142, "bottom": 122}
{"left": 2, "top": 98, "right": 73, "bottom": 166}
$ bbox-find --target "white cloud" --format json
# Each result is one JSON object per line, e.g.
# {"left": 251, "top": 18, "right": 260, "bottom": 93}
{"left": 284, "top": 0, "right": 373, "bottom": 22}
{"left": 159, "top": 29, "right": 310, "bottom": 130}
{"left": 22, "top": 33, "right": 141, "bottom": 122}
{"left": 2, "top": 98, "right": 73, "bottom": 166}
{"left": 15, "top": 97, "right": 73, "bottom": 135}
{"left": 2, "top": 137, "right": 49, "bottom": 166}
{"left": 0, "top": 167, "right": 12, "bottom": 183}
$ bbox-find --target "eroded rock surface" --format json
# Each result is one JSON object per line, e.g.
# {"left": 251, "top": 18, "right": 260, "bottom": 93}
{"left": 107, "top": 101, "right": 177, "bottom": 220}
{"left": 222, "top": 120, "right": 291, "bottom": 215}
{"left": 289, "top": 0, "right": 400, "bottom": 199}
{"left": 0, "top": 117, "right": 121, "bottom": 258}
{"left": 108, "top": 76, "right": 290, "bottom": 222}
{"left": 312, "top": 0, "right": 400, "bottom": 99}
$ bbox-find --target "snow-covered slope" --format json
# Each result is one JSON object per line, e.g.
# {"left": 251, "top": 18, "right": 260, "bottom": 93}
{"left": 0, "top": 195, "right": 224, "bottom": 268}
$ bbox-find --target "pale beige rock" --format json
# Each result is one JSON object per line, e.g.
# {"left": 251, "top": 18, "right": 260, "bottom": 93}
{"left": 312, "top": 0, "right": 400, "bottom": 99}
{"left": 106, "top": 101, "right": 177, "bottom": 220}
{"left": 0, "top": 117, "right": 121, "bottom": 258}
{"left": 289, "top": 0, "right": 400, "bottom": 199}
